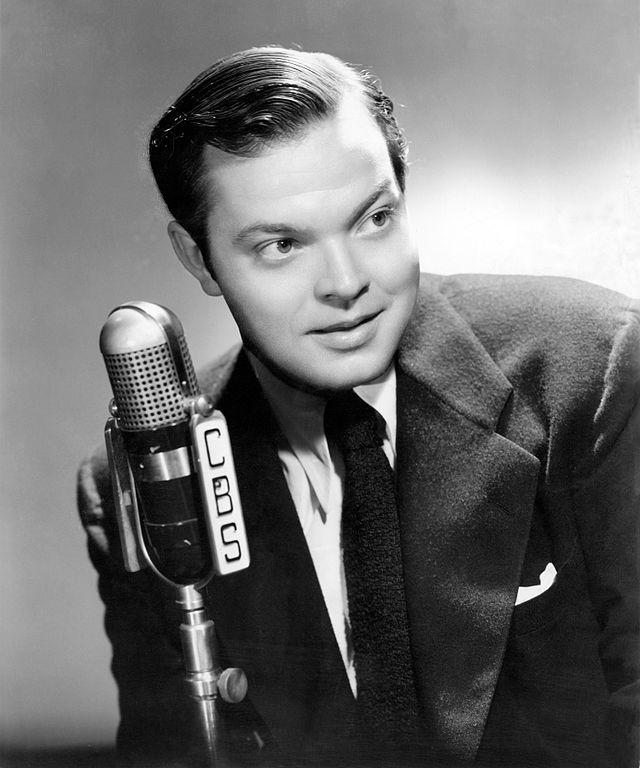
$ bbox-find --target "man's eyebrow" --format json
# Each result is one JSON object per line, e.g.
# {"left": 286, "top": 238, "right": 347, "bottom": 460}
{"left": 345, "top": 179, "right": 398, "bottom": 229}
{"left": 231, "top": 178, "right": 398, "bottom": 246}
{"left": 232, "top": 222, "right": 303, "bottom": 246}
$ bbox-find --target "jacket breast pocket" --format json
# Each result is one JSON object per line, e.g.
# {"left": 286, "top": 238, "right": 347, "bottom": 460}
{"left": 510, "top": 545, "right": 585, "bottom": 641}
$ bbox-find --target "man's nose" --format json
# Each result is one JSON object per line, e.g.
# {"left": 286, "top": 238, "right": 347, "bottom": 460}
{"left": 314, "top": 240, "right": 369, "bottom": 305}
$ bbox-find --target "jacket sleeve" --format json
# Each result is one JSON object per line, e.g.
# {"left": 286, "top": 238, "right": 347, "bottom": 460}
{"left": 569, "top": 301, "right": 640, "bottom": 767}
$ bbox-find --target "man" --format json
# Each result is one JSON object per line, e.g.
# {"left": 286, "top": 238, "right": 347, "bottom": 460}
{"left": 78, "top": 47, "right": 639, "bottom": 767}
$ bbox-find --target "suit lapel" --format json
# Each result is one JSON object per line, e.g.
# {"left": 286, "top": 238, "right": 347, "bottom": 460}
{"left": 396, "top": 284, "right": 541, "bottom": 763}
{"left": 206, "top": 352, "right": 354, "bottom": 751}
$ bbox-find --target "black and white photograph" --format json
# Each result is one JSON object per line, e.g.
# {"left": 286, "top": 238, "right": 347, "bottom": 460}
{"left": 2, "top": 2, "right": 638, "bottom": 767}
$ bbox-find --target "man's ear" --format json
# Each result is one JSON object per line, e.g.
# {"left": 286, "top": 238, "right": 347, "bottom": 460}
{"left": 167, "top": 221, "right": 222, "bottom": 297}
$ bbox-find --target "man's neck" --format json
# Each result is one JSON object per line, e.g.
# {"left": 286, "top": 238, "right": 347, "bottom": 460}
{"left": 246, "top": 350, "right": 397, "bottom": 453}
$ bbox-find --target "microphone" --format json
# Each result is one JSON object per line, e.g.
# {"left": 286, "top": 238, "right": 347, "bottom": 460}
{"left": 100, "top": 301, "right": 249, "bottom": 585}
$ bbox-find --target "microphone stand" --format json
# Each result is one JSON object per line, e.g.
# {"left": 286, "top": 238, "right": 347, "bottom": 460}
{"left": 177, "top": 584, "right": 247, "bottom": 767}
{"left": 105, "top": 401, "right": 249, "bottom": 767}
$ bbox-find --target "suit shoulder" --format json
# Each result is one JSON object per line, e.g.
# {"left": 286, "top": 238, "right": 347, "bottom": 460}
{"left": 426, "top": 273, "right": 639, "bottom": 472}
{"left": 424, "top": 273, "right": 639, "bottom": 363}
{"left": 426, "top": 273, "right": 633, "bottom": 329}
{"left": 197, "top": 344, "right": 242, "bottom": 404}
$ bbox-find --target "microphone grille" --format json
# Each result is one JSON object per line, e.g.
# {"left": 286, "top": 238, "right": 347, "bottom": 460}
{"left": 104, "top": 334, "right": 198, "bottom": 430}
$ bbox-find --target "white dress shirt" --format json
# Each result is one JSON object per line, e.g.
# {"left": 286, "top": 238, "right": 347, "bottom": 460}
{"left": 248, "top": 353, "right": 397, "bottom": 697}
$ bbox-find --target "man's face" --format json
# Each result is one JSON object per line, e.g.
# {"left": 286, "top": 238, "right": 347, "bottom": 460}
{"left": 199, "top": 96, "right": 419, "bottom": 392}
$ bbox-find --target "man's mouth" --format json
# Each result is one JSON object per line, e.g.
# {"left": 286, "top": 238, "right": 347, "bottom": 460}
{"left": 308, "top": 311, "right": 383, "bottom": 351}
{"left": 313, "top": 311, "right": 382, "bottom": 334}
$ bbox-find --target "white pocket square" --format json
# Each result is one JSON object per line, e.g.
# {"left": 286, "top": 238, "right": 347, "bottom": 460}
{"left": 515, "top": 562, "right": 557, "bottom": 606}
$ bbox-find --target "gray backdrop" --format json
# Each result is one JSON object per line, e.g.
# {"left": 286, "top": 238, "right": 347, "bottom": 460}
{"left": 2, "top": 0, "right": 638, "bottom": 752}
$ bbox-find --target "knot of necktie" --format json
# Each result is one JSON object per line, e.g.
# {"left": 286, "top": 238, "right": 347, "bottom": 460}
{"left": 323, "top": 390, "right": 382, "bottom": 453}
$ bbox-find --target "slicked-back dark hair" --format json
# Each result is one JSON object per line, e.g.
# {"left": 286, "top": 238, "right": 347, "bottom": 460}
{"left": 149, "top": 47, "right": 408, "bottom": 259}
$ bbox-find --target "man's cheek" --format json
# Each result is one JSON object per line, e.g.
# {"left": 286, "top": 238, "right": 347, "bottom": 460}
{"left": 386, "top": 265, "right": 419, "bottom": 296}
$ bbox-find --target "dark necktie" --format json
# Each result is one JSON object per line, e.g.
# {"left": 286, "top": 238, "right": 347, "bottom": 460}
{"left": 324, "top": 390, "right": 422, "bottom": 746}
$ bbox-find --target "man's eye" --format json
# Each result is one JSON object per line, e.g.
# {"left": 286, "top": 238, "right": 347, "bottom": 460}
{"left": 370, "top": 210, "right": 389, "bottom": 227}
{"left": 361, "top": 208, "right": 395, "bottom": 234}
{"left": 275, "top": 239, "right": 293, "bottom": 253}
{"left": 259, "top": 239, "right": 296, "bottom": 260}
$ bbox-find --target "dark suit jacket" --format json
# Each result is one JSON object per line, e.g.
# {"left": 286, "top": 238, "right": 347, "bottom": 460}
{"left": 78, "top": 274, "right": 640, "bottom": 768}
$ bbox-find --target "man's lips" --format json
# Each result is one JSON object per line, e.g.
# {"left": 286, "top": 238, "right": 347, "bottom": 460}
{"left": 311, "top": 310, "right": 382, "bottom": 334}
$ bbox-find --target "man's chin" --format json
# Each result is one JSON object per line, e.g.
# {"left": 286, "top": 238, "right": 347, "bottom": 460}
{"left": 302, "top": 358, "right": 392, "bottom": 395}
{"left": 248, "top": 341, "right": 393, "bottom": 395}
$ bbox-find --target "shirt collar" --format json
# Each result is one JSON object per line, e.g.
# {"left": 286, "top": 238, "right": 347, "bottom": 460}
{"left": 354, "top": 364, "right": 397, "bottom": 451}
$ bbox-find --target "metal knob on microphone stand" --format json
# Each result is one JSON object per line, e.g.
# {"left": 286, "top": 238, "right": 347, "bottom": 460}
{"left": 100, "top": 301, "right": 250, "bottom": 767}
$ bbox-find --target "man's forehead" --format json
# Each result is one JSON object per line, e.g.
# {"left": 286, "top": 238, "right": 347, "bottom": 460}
{"left": 202, "top": 97, "right": 392, "bottom": 210}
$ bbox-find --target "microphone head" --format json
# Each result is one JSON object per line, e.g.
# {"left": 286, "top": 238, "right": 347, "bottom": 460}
{"left": 100, "top": 301, "right": 199, "bottom": 430}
